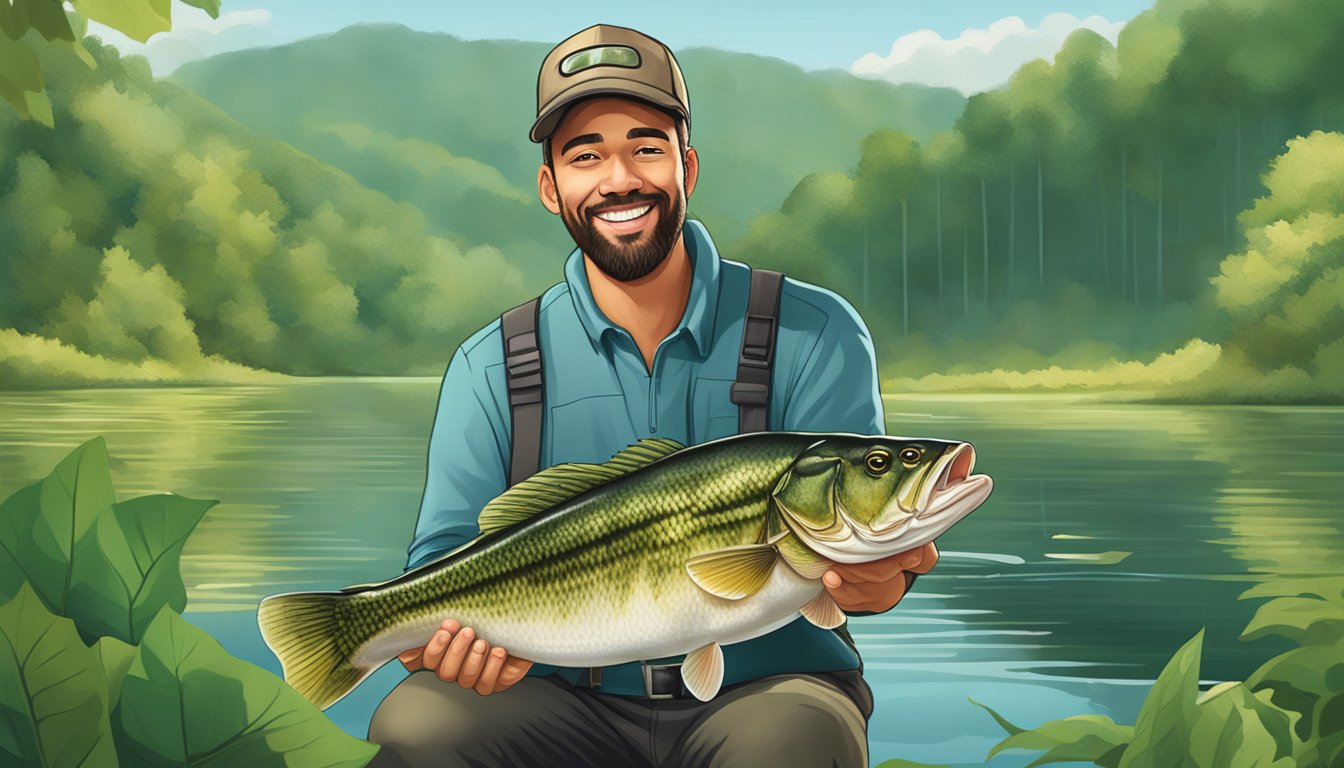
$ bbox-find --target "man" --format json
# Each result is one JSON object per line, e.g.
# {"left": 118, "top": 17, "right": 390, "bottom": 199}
{"left": 367, "top": 24, "right": 937, "bottom": 768}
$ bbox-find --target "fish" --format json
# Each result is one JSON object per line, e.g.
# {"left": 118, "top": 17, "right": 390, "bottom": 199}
{"left": 257, "top": 431, "right": 993, "bottom": 709}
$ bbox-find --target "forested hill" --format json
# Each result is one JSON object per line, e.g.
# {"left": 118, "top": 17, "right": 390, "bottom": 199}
{"left": 170, "top": 24, "right": 966, "bottom": 245}
{"left": 3, "top": 0, "right": 1342, "bottom": 401}
{"left": 0, "top": 39, "right": 526, "bottom": 382}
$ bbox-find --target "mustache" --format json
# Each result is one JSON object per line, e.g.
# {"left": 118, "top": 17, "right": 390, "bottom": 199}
{"left": 585, "top": 192, "right": 667, "bottom": 220}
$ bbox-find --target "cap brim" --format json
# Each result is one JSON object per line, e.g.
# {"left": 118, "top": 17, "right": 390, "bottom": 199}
{"left": 530, "top": 76, "right": 688, "bottom": 143}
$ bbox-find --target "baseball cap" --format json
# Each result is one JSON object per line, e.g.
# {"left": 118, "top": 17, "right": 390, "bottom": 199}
{"left": 530, "top": 24, "right": 690, "bottom": 143}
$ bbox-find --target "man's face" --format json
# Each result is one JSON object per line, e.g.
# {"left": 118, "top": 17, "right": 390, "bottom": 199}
{"left": 538, "top": 98, "right": 698, "bottom": 282}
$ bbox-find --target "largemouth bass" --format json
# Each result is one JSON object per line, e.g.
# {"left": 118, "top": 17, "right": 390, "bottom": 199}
{"left": 258, "top": 432, "right": 992, "bottom": 708}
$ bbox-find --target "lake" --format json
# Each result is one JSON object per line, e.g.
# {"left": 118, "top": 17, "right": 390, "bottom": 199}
{"left": 1, "top": 381, "right": 1341, "bottom": 767}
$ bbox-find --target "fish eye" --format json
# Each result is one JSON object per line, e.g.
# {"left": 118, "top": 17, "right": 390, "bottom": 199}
{"left": 864, "top": 449, "right": 892, "bottom": 475}
{"left": 898, "top": 447, "right": 922, "bottom": 464}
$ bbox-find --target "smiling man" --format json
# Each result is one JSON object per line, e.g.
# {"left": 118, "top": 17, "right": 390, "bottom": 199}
{"left": 366, "top": 24, "right": 937, "bottom": 768}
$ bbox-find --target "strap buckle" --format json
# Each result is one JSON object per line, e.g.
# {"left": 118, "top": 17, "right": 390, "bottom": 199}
{"left": 641, "top": 662, "right": 684, "bottom": 700}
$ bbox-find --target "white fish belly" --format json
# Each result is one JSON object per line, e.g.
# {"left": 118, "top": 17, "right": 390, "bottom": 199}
{"left": 352, "top": 564, "right": 821, "bottom": 669}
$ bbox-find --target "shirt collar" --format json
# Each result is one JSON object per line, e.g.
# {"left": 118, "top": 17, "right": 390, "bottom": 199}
{"left": 563, "top": 219, "right": 722, "bottom": 359}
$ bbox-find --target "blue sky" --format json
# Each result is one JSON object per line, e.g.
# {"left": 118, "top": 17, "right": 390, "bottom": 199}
{"left": 244, "top": 0, "right": 1153, "bottom": 70}
{"left": 97, "top": 1, "right": 1157, "bottom": 92}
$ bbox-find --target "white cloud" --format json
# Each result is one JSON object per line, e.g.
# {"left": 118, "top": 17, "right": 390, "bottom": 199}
{"left": 87, "top": 6, "right": 277, "bottom": 76}
{"left": 851, "top": 13, "right": 1126, "bottom": 95}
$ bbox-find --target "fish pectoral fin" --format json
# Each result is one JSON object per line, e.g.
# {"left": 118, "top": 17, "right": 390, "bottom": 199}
{"left": 685, "top": 544, "right": 779, "bottom": 600}
{"left": 681, "top": 642, "right": 724, "bottom": 701}
{"left": 799, "top": 590, "right": 847, "bottom": 629}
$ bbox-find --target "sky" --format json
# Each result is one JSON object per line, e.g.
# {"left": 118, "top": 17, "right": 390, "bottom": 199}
{"left": 91, "top": 0, "right": 1155, "bottom": 93}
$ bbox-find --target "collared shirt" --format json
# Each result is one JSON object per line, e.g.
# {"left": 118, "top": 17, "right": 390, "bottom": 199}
{"left": 410, "top": 219, "right": 884, "bottom": 690}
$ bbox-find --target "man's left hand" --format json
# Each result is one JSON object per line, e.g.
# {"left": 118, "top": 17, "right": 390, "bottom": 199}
{"left": 822, "top": 541, "right": 939, "bottom": 613}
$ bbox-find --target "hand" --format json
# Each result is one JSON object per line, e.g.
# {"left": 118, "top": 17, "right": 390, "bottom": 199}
{"left": 822, "top": 541, "right": 939, "bottom": 613}
{"left": 398, "top": 619, "right": 533, "bottom": 696}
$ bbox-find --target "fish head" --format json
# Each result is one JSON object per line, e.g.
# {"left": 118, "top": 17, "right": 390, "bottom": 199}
{"left": 770, "top": 435, "right": 993, "bottom": 563}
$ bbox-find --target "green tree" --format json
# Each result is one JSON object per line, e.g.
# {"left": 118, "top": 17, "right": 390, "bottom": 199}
{"left": 0, "top": 0, "right": 220, "bottom": 126}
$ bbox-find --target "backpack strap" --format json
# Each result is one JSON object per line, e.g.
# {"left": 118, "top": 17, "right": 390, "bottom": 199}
{"left": 501, "top": 296, "right": 544, "bottom": 488}
{"left": 731, "top": 269, "right": 784, "bottom": 433}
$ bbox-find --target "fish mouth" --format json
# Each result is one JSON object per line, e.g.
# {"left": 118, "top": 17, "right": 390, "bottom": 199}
{"left": 917, "top": 443, "right": 992, "bottom": 520}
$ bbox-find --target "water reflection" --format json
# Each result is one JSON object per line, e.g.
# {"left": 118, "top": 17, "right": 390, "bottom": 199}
{"left": 0, "top": 387, "right": 1339, "bottom": 767}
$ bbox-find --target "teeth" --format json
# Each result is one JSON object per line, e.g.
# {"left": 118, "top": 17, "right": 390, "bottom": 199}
{"left": 595, "top": 205, "right": 652, "bottom": 223}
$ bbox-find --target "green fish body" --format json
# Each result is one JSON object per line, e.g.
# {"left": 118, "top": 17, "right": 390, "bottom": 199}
{"left": 258, "top": 432, "right": 992, "bottom": 708}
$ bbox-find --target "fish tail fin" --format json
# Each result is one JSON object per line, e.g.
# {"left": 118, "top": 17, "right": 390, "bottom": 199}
{"left": 257, "top": 591, "right": 372, "bottom": 710}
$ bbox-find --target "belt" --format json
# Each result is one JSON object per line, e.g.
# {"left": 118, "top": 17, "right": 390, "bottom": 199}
{"left": 576, "top": 662, "right": 692, "bottom": 700}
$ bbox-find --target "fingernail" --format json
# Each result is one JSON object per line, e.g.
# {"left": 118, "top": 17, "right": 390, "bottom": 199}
{"left": 472, "top": 639, "right": 487, "bottom": 653}
{"left": 491, "top": 647, "right": 507, "bottom": 659}
{"left": 461, "top": 627, "right": 475, "bottom": 639}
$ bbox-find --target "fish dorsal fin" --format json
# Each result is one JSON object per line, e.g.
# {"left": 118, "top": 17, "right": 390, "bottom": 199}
{"left": 478, "top": 438, "right": 685, "bottom": 534}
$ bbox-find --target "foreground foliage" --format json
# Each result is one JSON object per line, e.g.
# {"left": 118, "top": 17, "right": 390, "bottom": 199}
{"left": 879, "top": 579, "right": 1344, "bottom": 767}
{"left": 0, "top": 437, "right": 377, "bottom": 767}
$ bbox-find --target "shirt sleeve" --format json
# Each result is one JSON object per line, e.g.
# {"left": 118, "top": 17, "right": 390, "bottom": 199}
{"left": 780, "top": 293, "right": 885, "bottom": 435}
{"left": 406, "top": 345, "right": 509, "bottom": 571}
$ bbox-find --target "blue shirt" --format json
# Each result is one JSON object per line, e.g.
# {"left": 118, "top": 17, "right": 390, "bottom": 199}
{"left": 411, "top": 219, "right": 884, "bottom": 690}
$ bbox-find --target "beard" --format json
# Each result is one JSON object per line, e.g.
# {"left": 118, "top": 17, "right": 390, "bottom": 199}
{"left": 559, "top": 188, "right": 685, "bottom": 282}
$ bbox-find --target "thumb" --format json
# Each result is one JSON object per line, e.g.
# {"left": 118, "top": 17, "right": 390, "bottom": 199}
{"left": 398, "top": 646, "right": 426, "bottom": 671}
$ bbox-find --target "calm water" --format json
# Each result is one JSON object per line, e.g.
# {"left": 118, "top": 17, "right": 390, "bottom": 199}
{"left": 1, "top": 381, "right": 1341, "bottom": 767}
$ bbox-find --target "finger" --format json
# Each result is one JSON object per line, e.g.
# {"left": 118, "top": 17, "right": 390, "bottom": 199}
{"left": 436, "top": 626, "right": 476, "bottom": 682}
{"left": 829, "top": 575, "right": 910, "bottom": 612}
{"left": 457, "top": 638, "right": 490, "bottom": 689}
{"left": 828, "top": 552, "right": 905, "bottom": 584}
{"left": 398, "top": 646, "right": 426, "bottom": 672}
{"left": 910, "top": 542, "right": 939, "bottom": 574}
{"left": 497, "top": 656, "right": 533, "bottom": 690}
{"left": 420, "top": 619, "right": 461, "bottom": 672}
{"left": 475, "top": 646, "right": 508, "bottom": 696}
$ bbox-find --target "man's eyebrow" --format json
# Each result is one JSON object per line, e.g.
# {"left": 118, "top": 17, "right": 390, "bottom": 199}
{"left": 561, "top": 133, "right": 603, "bottom": 155}
{"left": 628, "top": 127, "right": 670, "bottom": 142}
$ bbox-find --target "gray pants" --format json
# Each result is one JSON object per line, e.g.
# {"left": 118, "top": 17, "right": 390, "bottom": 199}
{"left": 367, "top": 670, "right": 873, "bottom": 768}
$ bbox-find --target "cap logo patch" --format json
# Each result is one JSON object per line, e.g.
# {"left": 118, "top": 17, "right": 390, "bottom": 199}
{"left": 560, "top": 45, "right": 641, "bottom": 76}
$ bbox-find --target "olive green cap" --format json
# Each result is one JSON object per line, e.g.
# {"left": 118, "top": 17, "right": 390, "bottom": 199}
{"left": 531, "top": 24, "right": 690, "bottom": 143}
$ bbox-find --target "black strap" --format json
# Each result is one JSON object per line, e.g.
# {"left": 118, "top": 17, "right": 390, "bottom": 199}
{"left": 731, "top": 269, "right": 784, "bottom": 434}
{"left": 501, "top": 297, "right": 544, "bottom": 488}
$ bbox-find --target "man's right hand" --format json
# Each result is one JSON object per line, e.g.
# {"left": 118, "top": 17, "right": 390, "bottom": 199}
{"left": 399, "top": 619, "right": 534, "bottom": 696}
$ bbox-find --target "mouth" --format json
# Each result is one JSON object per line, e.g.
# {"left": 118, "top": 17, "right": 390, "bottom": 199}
{"left": 917, "top": 443, "right": 992, "bottom": 519}
{"left": 588, "top": 197, "right": 660, "bottom": 235}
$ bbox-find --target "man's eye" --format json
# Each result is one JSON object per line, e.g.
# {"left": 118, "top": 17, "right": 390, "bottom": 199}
{"left": 635, "top": 146, "right": 664, "bottom": 155}
{"left": 571, "top": 152, "right": 598, "bottom": 163}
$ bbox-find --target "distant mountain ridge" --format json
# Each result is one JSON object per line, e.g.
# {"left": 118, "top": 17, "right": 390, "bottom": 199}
{"left": 172, "top": 23, "right": 965, "bottom": 245}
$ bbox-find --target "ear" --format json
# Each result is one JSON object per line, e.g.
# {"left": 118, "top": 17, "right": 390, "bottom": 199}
{"left": 683, "top": 145, "right": 699, "bottom": 201}
{"left": 537, "top": 163, "right": 561, "bottom": 215}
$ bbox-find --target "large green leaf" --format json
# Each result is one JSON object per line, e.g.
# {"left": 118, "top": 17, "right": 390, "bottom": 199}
{"left": 0, "top": 439, "right": 117, "bottom": 617}
{"left": 0, "top": 584, "right": 117, "bottom": 768}
{"left": 1241, "top": 596, "right": 1344, "bottom": 645}
{"left": 1239, "top": 577, "right": 1344, "bottom": 606}
{"left": 116, "top": 609, "right": 379, "bottom": 768}
{"left": 986, "top": 713, "right": 1133, "bottom": 768}
{"left": 1248, "top": 635, "right": 1344, "bottom": 747}
{"left": 1118, "top": 629, "right": 1204, "bottom": 768}
{"left": 177, "top": 0, "right": 219, "bottom": 18}
{"left": 93, "top": 637, "right": 135, "bottom": 710}
{"left": 18, "top": 0, "right": 76, "bottom": 41}
{"left": 0, "top": 32, "right": 44, "bottom": 120}
{"left": 70, "top": 0, "right": 170, "bottom": 43}
{"left": 0, "top": 485, "right": 40, "bottom": 605}
{"left": 68, "top": 493, "right": 216, "bottom": 644}
{"left": 1189, "top": 682, "right": 1299, "bottom": 768}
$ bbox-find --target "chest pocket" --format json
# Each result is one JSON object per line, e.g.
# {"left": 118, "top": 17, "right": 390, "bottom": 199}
{"left": 549, "top": 394, "right": 637, "bottom": 465}
{"left": 692, "top": 376, "right": 738, "bottom": 444}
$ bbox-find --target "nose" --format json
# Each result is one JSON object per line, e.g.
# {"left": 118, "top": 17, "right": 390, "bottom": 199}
{"left": 598, "top": 154, "right": 643, "bottom": 197}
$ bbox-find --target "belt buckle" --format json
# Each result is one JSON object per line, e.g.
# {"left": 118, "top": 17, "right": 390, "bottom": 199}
{"left": 641, "top": 662, "right": 682, "bottom": 700}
